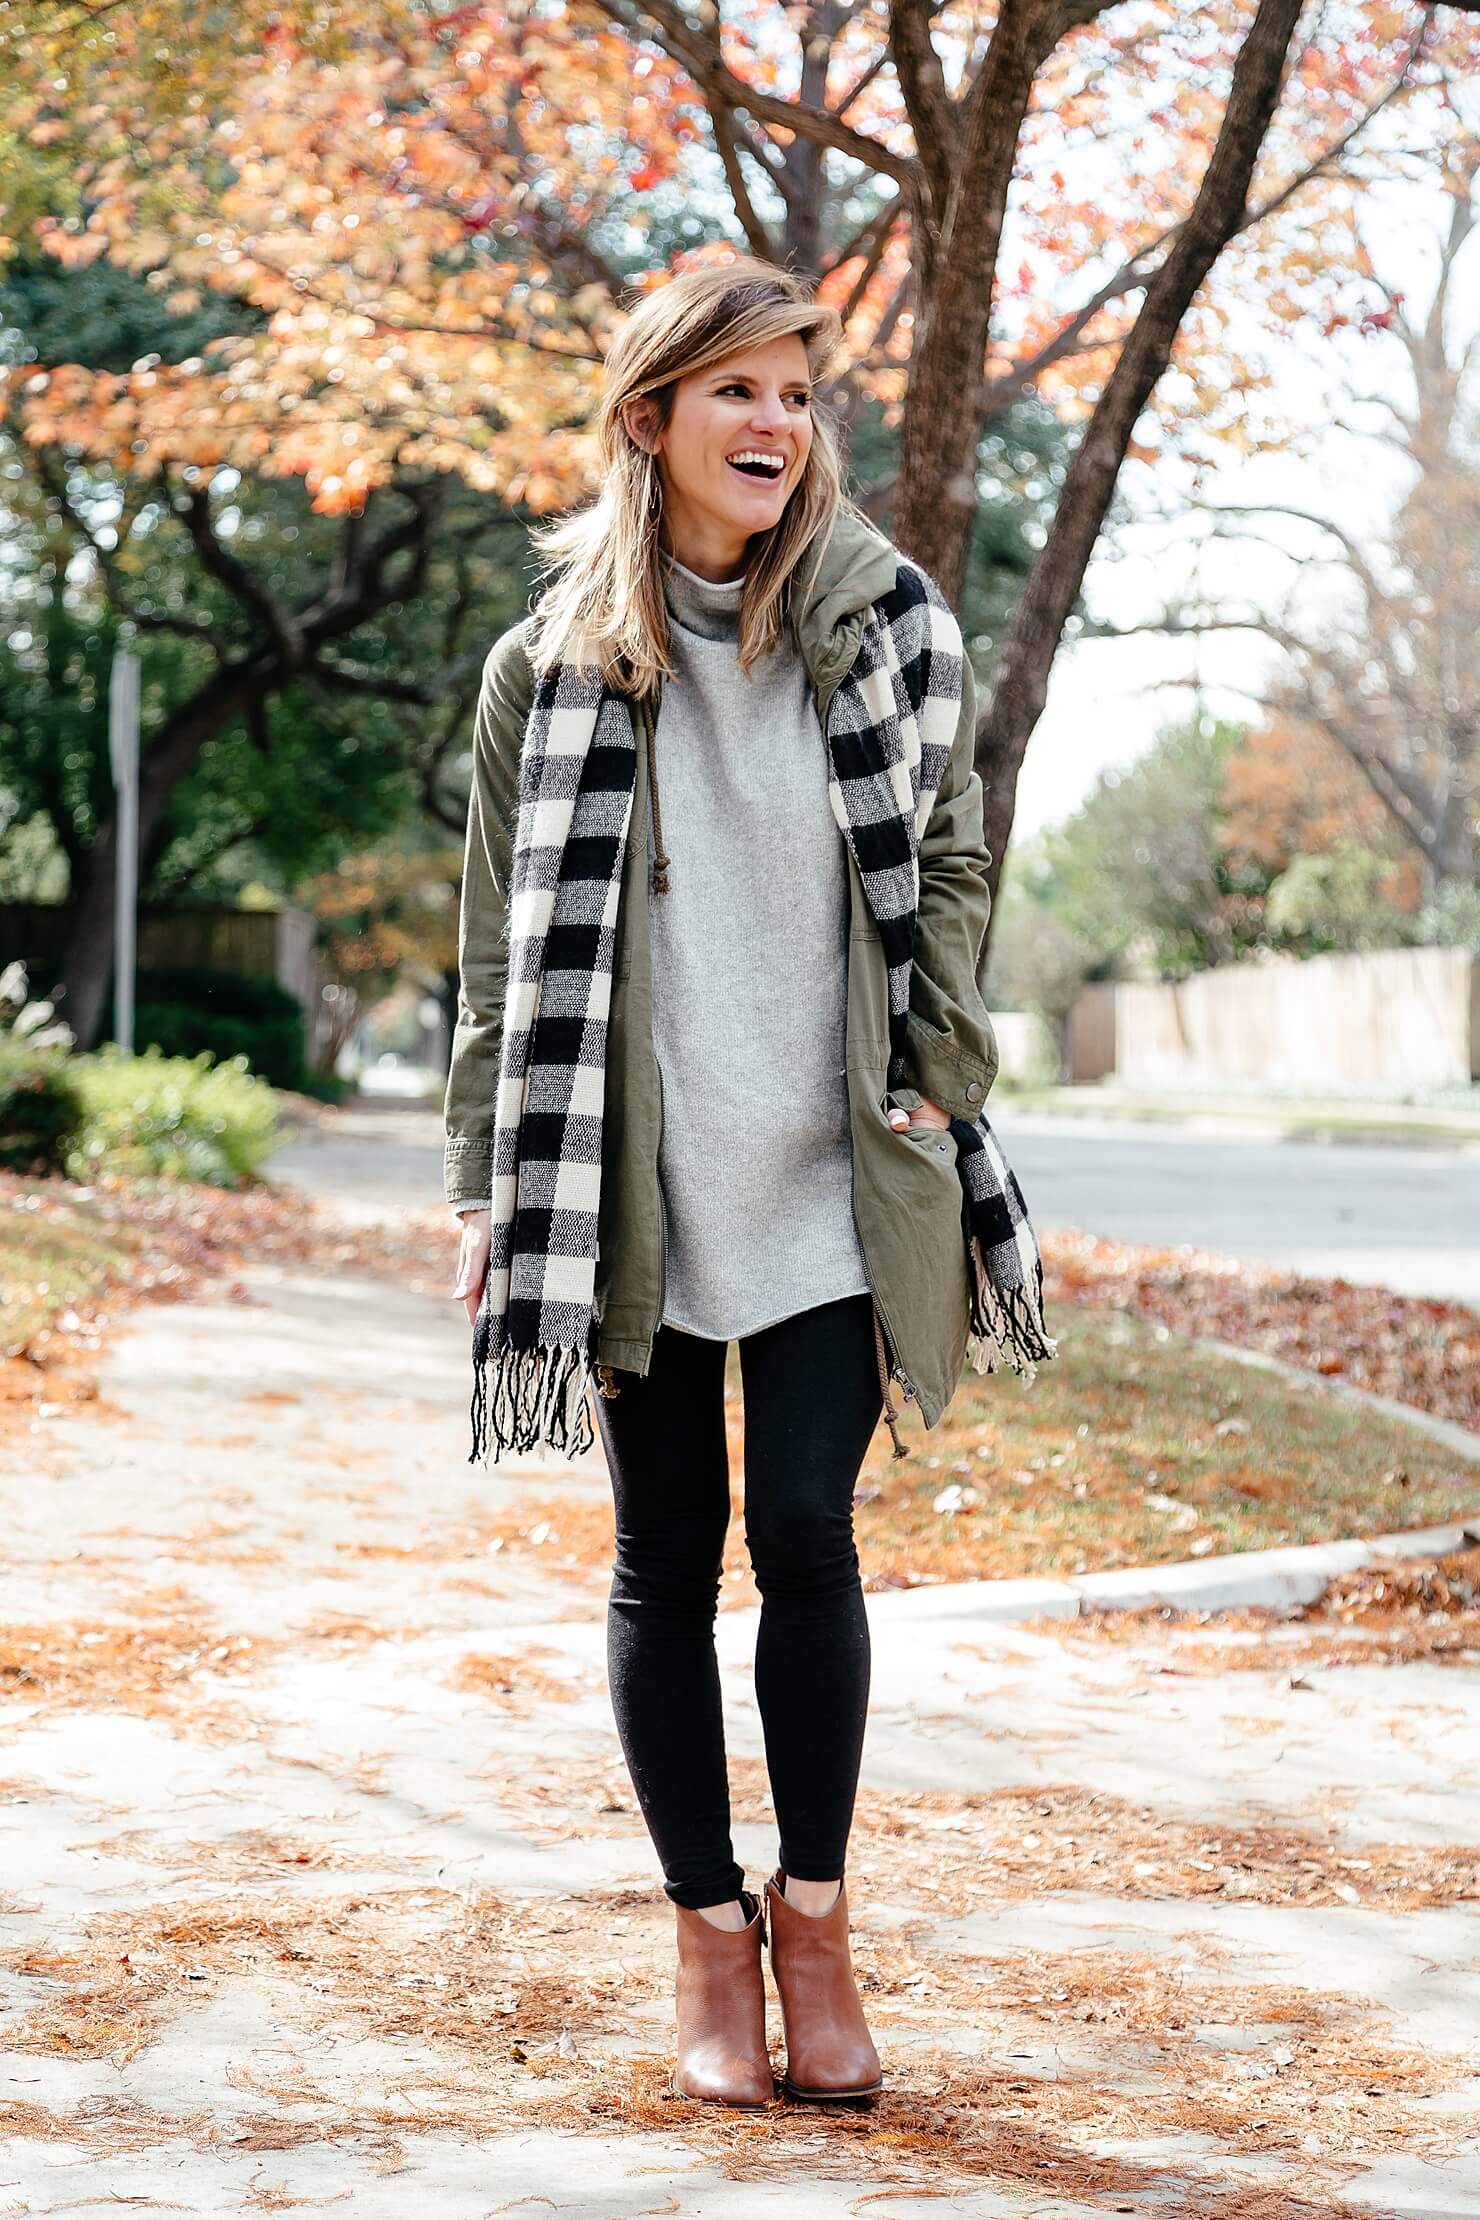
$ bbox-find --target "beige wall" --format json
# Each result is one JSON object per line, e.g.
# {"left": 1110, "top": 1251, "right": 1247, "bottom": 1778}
{"left": 990, "top": 1009, "right": 1060, "bottom": 1088}
{"left": 1066, "top": 980, "right": 1117, "bottom": 1082}
{"left": 1109, "top": 946, "right": 1479, "bottom": 1089}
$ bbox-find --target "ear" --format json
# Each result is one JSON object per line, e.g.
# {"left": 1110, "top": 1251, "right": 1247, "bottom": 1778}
{"left": 621, "top": 392, "right": 662, "bottom": 457}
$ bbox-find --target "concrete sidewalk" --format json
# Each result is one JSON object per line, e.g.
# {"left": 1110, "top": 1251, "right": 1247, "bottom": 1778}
{"left": 3, "top": 1235, "right": 1479, "bottom": 2216}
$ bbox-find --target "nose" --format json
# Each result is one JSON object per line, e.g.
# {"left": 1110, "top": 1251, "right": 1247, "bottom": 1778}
{"left": 747, "top": 391, "right": 790, "bottom": 440}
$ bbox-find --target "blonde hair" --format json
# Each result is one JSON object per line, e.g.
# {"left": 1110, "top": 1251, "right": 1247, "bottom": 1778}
{"left": 528, "top": 256, "right": 859, "bottom": 690}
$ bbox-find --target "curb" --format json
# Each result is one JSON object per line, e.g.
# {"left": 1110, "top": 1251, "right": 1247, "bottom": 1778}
{"left": 863, "top": 1337, "right": 1480, "bottom": 1628}
{"left": 865, "top": 1514, "right": 1480, "bottom": 1627}
{"left": 999, "top": 1090, "right": 1480, "bottom": 1151}
{"left": 1185, "top": 1335, "right": 1480, "bottom": 1465}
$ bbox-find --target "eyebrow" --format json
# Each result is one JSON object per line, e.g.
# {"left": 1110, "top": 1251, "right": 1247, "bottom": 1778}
{"left": 711, "top": 371, "right": 812, "bottom": 389}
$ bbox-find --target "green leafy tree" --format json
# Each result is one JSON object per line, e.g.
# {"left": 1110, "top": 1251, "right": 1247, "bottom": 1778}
{"left": 1032, "top": 714, "right": 1266, "bottom": 979}
{"left": 0, "top": 253, "right": 533, "bottom": 1044}
{"left": 982, "top": 842, "right": 1102, "bottom": 1078}
{"left": 1265, "top": 841, "right": 1417, "bottom": 953}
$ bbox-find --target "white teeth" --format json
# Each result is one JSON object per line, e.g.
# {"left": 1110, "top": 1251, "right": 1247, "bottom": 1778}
{"left": 726, "top": 450, "right": 785, "bottom": 473}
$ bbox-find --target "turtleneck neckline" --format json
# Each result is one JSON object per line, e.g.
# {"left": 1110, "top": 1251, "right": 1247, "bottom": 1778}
{"left": 667, "top": 553, "right": 747, "bottom": 587}
{"left": 662, "top": 551, "right": 747, "bottom": 643}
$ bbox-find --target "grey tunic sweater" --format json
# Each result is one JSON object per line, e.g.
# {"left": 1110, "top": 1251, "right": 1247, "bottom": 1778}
{"left": 649, "top": 553, "right": 869, "bottom": 1340}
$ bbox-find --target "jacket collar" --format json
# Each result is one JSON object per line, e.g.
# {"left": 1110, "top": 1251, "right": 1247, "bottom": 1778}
{"left": 631, "top": 507, "right": 896, "bottom": 724}
{"left": 789, "top": 505, "right": 900, "bottom": 696}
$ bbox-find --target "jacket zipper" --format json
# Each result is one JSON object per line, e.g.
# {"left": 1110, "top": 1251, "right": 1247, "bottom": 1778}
{"left": 823, "top": 664, "right": 917, "bottom": 1456}
{"left": 655, "top": 1055, "right": 669, "bottom": 1329}
{"left": 650, "top": 716, "right": 670, "bottom": 1345}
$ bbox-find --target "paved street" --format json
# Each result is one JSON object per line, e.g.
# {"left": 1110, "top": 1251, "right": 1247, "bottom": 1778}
{"left": 3, "top": 1125, "right": 1478, "bottom": 2215}
{"left": 997, "top": 1109, "right": 1480, "bottom": 1305}
{"left": 273, "top": 1097, "right": 1480, "bottom": 1302}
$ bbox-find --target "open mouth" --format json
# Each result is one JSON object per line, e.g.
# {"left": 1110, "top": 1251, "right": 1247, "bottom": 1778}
{"left": 725, "top": 450, "right": 787, "bottom": 482}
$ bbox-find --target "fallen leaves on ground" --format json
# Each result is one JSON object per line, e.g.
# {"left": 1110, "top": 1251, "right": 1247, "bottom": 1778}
{"left": 1043, "top": 1228, "right": 1480, "bottom": 1432}
{"left": 860, "top": 1300, "right": 1476, "bottom": 1583}
{"left": 4, "top": 1876, "right": 1466, "bottom": 2216}
{"left": 0, "top": 1169, "right": 455, "bottom": 1436}
{"left": 0, "top": 1592, "right": 423, "bottom": 1738}
{"left": 1028, "top": 1542, "right": 1480, "bottom": 1675}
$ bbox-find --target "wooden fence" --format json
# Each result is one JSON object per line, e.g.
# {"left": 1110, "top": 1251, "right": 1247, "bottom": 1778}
{"left": 1, "top": 903, "right": 323, "bottom": 1020}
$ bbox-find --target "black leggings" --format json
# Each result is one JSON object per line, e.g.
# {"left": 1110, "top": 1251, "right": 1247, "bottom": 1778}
{"left": 593, "top": 1290, "right": 883, "bottom": 1911}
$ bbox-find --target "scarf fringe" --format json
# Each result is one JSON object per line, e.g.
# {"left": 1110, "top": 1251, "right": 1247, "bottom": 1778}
{"left": 468, "top": 1325, "right": 597, "bottom": 1468}
{"left": 963, "top": 1230, "right": 1059, "bottom": 1384}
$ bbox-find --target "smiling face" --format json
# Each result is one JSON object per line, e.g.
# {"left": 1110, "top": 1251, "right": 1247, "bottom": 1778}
{"left": 624, "top": 332, "right": 816, "bottom": 578}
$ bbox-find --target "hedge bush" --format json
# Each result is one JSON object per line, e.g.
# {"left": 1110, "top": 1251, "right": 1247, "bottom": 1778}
{"left": 66, "top": 1043, "right": 282, "bottom": 1187}
{"left": 132, "top": 964, "right": 309, "bottom": 1092}
{"left": 0, "top": 1045, "right": 85, "bottom": 1175}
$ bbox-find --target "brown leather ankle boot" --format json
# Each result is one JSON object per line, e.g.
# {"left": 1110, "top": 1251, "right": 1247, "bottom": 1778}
{"left": 672, "top": 1889, "right": 775, "bottom": 2106}
{"left": 765, "top": 1866, "right": 883, "bottom": 2101}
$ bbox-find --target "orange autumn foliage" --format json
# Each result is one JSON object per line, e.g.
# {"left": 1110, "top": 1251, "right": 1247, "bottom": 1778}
{"left": 1222, "top": 717, "right": 1424, "bottom": 911}
{"left": 3, "top": 2, "right": 1478, "bottom": 514}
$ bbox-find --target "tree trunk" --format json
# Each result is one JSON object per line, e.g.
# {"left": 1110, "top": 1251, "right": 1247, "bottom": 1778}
{"left": 54, "top": 837, "right": 119, "bottom": 1049}
{"left": 1432, "top": 788, "right": 1477, "bottom": 890}
{"left": 892, "top": 3, "right": 1049, "bottom": 601}
{"left": 58, "top": 660, "right": 278, "bottom": 1046}
{"left": 968, "top": 0, "right": 1306, "bottom": 930}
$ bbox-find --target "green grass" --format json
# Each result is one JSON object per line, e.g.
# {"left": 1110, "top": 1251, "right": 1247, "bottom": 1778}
{"left": 847, "top": 1305, "right": 1480, "bottom": 1584}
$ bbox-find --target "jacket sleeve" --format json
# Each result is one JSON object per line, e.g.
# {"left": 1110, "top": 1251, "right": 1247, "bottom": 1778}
{"left": 443, "top": 622, "right": 534, "bottom": 1210}
{"left": 898, "top": 649, "right": 999, "bottom": 1118}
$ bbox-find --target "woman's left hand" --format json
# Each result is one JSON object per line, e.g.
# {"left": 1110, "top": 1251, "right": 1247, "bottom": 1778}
{"left": 887, "top": 1095, "right": 950, "bottom": 1132}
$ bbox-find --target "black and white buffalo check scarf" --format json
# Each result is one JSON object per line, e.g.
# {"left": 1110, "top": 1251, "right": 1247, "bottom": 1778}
{"left": 469, "top": 558, "right": 1057, "bottom": 1468}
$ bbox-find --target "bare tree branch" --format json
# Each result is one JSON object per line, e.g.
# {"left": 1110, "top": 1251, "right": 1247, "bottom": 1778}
{"left": 178, "top": 484, "right": 304, "bottom": 666}
{"left": 590, "top": 0, "right": 919, "bottom": 190}
{"left": 973, "top": 0, "right": 1311, "bottom": 910}
{"left": 985, "top": 20, "right": 1430, "bottom": 417}
{"left": 711, "top": 100, "right": 778, "bottom": 256}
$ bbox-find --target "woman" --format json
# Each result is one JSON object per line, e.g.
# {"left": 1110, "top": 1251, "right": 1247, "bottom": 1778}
{"left": 443, "top": 257, "right": 1052, "bottom": 2109}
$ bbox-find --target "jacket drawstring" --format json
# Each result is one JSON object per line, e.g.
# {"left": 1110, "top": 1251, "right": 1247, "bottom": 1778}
{"left": 641, "top": 691, "right": 670, "bottom": 895}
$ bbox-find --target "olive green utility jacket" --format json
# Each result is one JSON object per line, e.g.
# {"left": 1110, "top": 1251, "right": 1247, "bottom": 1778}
{"left": 443, "top": 507, "right": 999, "bottom": 1431}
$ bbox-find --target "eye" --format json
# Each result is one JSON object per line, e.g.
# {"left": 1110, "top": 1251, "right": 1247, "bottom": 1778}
{"left": 715, "top": 382, "right": 812, "bottom": 407}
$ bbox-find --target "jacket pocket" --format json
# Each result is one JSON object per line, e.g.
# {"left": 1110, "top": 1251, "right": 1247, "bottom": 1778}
{"left": 880, "top": 1086, "right": 959, "bottom": 1161}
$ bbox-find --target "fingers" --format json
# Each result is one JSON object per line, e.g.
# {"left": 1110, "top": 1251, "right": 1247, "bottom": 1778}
{"left": 456, "top": 1262, "right": 488, "bottom": 1326}
{"left": 452, "top": 1216, "right": 491, "bottom": 1321}
{"left": 887, "top": 1103, "right": 949, "bottom": 1130}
